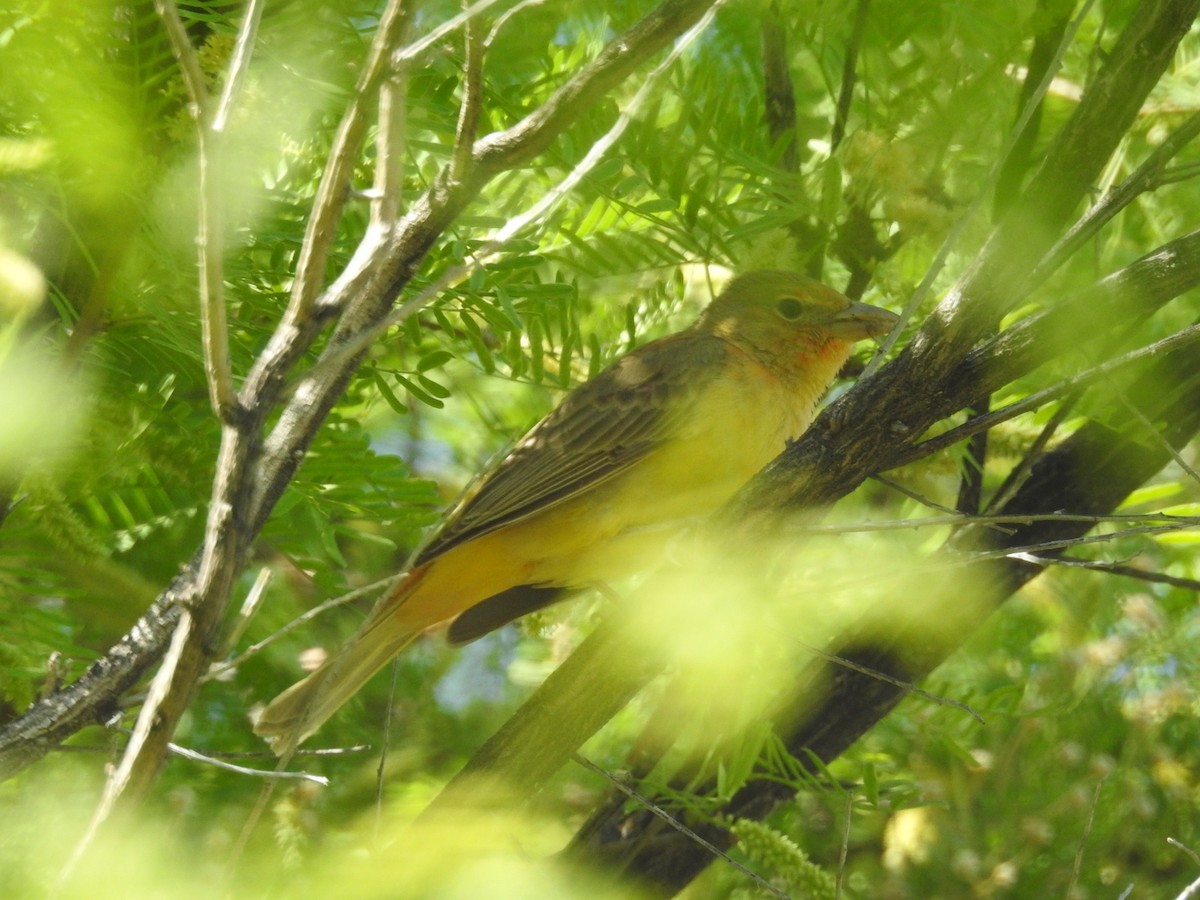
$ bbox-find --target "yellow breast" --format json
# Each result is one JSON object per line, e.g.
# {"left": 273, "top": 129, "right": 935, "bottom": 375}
{"left": 521, "top": 349, "right": 826, "bottom": 586}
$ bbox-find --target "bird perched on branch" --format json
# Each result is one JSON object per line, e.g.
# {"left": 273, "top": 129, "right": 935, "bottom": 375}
{"left": 254, "top": 269, "right": 897, "bottom": 755}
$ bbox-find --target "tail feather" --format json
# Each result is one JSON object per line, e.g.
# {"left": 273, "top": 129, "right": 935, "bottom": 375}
{"left": 254, "top": 570, "right": 436, "bottom": 756}
{"left": 253, "top": 617, "right": 422, "bottom": 756}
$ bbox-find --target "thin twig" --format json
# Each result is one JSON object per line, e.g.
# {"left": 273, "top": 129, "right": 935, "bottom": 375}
{"left": 790, "top": 520, "right": 1200, "bottom": 601}
{"left": 887, "top": 323, "right": 1200, "bottom": 468}
{"left": 196, "top": 131, "right": 235, "bottom": 417}
{"left": 450, "top": 0, "right": 485, "bottom": 184}
{"left": 1104, "top": 368, "right": 1200, "bottom": 489}
{"left": 152, "top": 0, "right": 208, "bottom": 113}
{"left": 984, "top": 394, "right": 1078, "bottom": 514}
{"left": 154, "top": 0, "right": 244, "bottom": 416}
{"left": 975, "top": 523, "right": 1200, "bottom": 566}
{"left": 1161, "top": 160, "right": 1200, "bottom": 186}
{"left": 786, "top": 512, "right": 1200, "bottom": 537}
{"left": 872, "top": 474, "right": 976, "bottom": 518}
{"left": 53, "top": 741, "right": 368, "bottom": 760}
{"left": 212, "top": 0, "right": 265, "bottom": 132}
{"left": 375, "top": 661, "right": 400, "bottom": 839}
{"left": 830, "top": 0, "right": 870, "bottom": 152}
{"left": 1063, "top": 560, "right": 1200, "bottom": 593}
{"left": 1169, "top": 838, "right": 1200, "bottom": 868}
{"left": 571, "top": 753, "right": 791, "bottom": 900}
{"left": 1067, "top": 778, "right": 1105, "bottom": 899}
{"left": 218, "top": 566, "right": 273, "bottom": 662}
{"left": 165, "top": 740, "right": 328, "bottom": 784}
{"left": 201, "top": 0, "right": 265, "bottom": 417}
{"left": 371, "top": 8, "right": 411, "bottom": 228}
{"left": 835, "top": 791, "right": 853, "bottom": 900}
{"left": 486, "top": 0, "right": 546, "bottom": 47}
{"left": 285, "top": 0, "right": 424, "bottom": 319}
{"left": 804, "top": 644, "right": 985, "bottom": 724}
{"left": 204, "top": 576, "right": 400, "bottom": 684}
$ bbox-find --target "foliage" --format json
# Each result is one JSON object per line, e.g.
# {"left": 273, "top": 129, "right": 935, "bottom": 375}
{"left": 0, "top": 0, "right": 1199, "bottom": 897}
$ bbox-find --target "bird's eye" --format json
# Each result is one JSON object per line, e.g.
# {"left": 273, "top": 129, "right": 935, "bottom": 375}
{"left": 776, "top": 297, "right": 805, "bottom": 320}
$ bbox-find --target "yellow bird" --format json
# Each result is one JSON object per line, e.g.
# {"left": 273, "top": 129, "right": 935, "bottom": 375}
{"left": 255, "top": 270, "right": 896, "bottom": 754}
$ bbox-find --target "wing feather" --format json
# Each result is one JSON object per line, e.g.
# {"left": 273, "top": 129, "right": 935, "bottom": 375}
{"left": 414, "top": 331, "right": 726, "bottom": 563}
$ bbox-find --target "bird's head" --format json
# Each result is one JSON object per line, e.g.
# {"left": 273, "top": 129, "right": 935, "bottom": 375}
{"left": 698, "top": 270, "right": 897, "bottom": 365}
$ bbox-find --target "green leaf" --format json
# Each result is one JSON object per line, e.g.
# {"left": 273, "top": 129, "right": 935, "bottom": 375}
{"left": 489, "top": 254, "right": 545, "bottom": 271}
{"left": 636, "top": 197, "right": 678, "bottom": 214}
{"left": 460, "top": 310, "right": 495, "bottom": 373}
{"left": 394, "top": 374, "right": 445, "bottom": 409}
{"left": 528, "top": 315, "right": 544, "bottom": 382}
{"left": 416, "top": 373, "right": 451, "bottom": 399}
{"left": 863, "top": 760, "right": 879, "bottom": 806}
{"left": 371, "top": 369, "right": 408, "bottom": 415}
{"left": 494, "top": 285, "right": 524, "bottom": 330}
{"left": 416, "top": 350, "right": 455, "bottom": 372}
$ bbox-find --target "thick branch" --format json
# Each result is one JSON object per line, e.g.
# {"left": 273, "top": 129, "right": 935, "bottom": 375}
{"left": 0, "top": 565, "right": 192, "bottom": 780}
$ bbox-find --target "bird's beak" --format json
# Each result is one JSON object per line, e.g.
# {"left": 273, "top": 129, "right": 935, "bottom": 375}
{"left": 825, "top": 300, "right": 899, "bottom": 341}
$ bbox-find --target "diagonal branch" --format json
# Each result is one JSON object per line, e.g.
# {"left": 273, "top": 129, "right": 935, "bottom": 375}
{"left": 889, "top": 322, "right": 1200, "bottom": 469}
{"left": 829, "top": 0, "right": 870, "bottom": 152}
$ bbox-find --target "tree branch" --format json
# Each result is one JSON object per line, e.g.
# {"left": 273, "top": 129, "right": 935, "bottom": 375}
{"left": 830, "top": 0, "right": 869, "bottom": 152}
{"left": 370, "top": 8, "right": 412, "bottom": 229}
{"left": 761, "top": 1, "right": 798, "bottom": 174}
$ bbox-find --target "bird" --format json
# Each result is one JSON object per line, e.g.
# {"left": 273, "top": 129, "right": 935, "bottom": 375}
{"left": 254, "top": 269, "right": 897, "bottom": 755}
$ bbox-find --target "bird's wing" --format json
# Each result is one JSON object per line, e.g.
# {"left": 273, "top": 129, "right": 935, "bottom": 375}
{"left": 415, "top": 331, "right": 726, "bottom": 563}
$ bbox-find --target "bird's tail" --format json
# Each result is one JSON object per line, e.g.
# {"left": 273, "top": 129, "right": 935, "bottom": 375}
{"left": 253, "top": 567, "right": 433, "bottom": 757}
